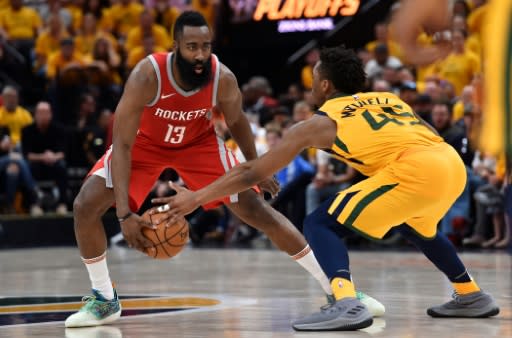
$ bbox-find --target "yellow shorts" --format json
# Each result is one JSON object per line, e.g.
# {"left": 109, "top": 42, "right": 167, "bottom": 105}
{"left": 328, "top": 142, "right": 467, "bottom": 239}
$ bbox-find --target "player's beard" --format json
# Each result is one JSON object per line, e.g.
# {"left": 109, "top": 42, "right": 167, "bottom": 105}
{"left": 175, "top": 48, "right": 212, "bottom": 89}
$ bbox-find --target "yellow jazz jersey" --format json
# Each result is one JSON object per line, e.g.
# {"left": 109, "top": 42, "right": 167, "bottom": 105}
{"left": 317, "top": 92, "right": 443, "bottom": 177}
{"left": 481, "top": 0, "right": 511, "bottom": 160}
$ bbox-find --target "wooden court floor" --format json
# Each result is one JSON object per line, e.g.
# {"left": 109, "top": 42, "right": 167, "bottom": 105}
{"left": 0, "top": 247, "right": 510, "bottom": 338}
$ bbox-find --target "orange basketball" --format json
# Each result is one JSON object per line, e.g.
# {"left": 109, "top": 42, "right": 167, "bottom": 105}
{"left": 140, "top": 210, "right": 189, "bottom": 259}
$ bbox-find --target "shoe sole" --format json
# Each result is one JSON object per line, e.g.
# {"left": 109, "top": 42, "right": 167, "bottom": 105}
{"left": 427, "top": 306, "right": 500, "bottom": 318}
{"left": 65, "top": 309, "right": 122, "bottom": 328}
{"left": 293, "top": 317, "right": 373, "bottom": 331}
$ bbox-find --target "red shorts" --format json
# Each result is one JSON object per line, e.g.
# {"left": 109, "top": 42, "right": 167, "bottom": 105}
{"left": 88, "top": 132, "right": 242, "bottom": 211}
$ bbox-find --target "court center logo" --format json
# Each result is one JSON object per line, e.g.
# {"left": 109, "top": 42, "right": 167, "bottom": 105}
{"left": 0, "top": 295, "right": 221, "bottom": 326}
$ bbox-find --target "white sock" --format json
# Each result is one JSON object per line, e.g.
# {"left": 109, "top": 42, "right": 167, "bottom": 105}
{"left": 292, "top": 245, "right": 332, "bottom": 295}
{"left": 82, "top": 252, "right": 115, "bottom": 300}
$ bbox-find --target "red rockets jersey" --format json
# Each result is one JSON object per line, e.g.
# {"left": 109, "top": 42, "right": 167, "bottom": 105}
{"left": 137, "top": 52, "right": 220, "bottom": 148}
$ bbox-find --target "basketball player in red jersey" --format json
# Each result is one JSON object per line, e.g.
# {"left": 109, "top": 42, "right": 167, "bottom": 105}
{"left": 65, "top": 12, "right": 383, "bottom": 328}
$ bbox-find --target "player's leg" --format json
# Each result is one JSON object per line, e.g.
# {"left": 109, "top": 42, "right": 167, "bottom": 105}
{"left": 67, "top": 145, "right": 163, "bottom": 328}
{"left": 293, "top": 160, "right": 448, "bottom": 330}
{"left": 398, "top": 143, "right": 498, "bottom": 317}
{"left": 397, "top": 222, "right": 499, "bottom": 318}
{"left": 66, "top": 174, "right": 120, "bottom": 328}
{"left": 292, "top": 174, "right": 406, "bottom": 331}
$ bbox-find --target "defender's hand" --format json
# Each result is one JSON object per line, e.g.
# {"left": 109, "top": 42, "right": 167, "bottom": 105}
{"left": 258, "top": 176, "right": 280, "bottom": 198}
{"left": 151, "top": 182, "right": 200, "bottom": 225}
{"left": 119, "top": 213, "right": 155, "bottom": 252}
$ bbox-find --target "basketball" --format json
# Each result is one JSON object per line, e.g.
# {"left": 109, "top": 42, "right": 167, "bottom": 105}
{"left": 140, "top": 209, "right": 189, "bottom": 259}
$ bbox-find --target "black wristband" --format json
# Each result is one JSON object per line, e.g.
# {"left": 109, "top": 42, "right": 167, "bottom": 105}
{"left": 118, "top": 211, "right": 133, "bottom": 223}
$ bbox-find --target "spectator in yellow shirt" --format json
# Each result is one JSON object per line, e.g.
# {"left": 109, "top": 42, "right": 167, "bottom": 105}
{"left": 452, "top": 15, "right": 481, "bottom": 56}
{"left": 0, "top": 0, "right": 9, "bottom": 10}
{"left": 300, "top": 48, "right": 319, "bottom": 90}
{"left": 38, "top": 0, "right": 73, "bottom": 34}
{"left": 435, "top": 29, "right": 481, "bottom": 96}
{"left": 34, "top": 14, "right": 70, "bottom": 73}
{"left": 86, "top": 37, "right": 122, "bottom": 87}
{"left": 104, "top": 0, "right": 144, "bottom": 39}
{"left": 46, "top": 38, "right": 87, "bottom": 81}
{"left": 0, "top": 0, "right": 41, "bottom": 41}
{"left": 151, "top": 0, "right": 181, "bottom": 33}
{"left": 125, "top": 10, "right": 172, "bottom": 52}
{"left": 64, "top": 0, "right": 83, "bottom": 34}
{"left": 365, "top": 22, "right": 403, "bottom": 62}
{"left": 191, "top": 0, "right": 219, "bottom": 31}
{"left": 0, "top": 86, "right": 32, "bottom": 147}
{"left": 126, "top": 35, "right": 166, "bottom": 71}
{"left": 75, "top": 13, "right": 118, "bottom": 56}
{"left": 452, "top": 85, "right": 475, "bottom": 122}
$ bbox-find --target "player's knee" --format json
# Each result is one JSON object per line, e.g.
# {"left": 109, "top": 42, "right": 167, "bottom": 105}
{"left": 73, "top": 189, "right": 101, "bottom": 220}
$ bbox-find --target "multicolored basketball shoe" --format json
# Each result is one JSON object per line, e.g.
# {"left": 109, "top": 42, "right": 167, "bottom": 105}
{"left": 326, "top": 291, "right": 385, "bottom": 317}
{"left": 65, "top": 289, "right": 122, "bottom": 328}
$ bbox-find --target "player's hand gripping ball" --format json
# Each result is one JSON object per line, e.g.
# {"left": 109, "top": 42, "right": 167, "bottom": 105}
{"left": 140, "top": 208, "right": 189, "bottom": 259}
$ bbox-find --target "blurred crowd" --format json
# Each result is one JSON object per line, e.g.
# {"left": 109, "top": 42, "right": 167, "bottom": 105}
{"left": 0, "top": 0, "right": 509, "bottom": 250}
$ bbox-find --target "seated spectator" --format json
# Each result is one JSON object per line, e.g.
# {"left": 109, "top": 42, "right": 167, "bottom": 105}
{"left": 452, "top": 14, "right": 481, "bottom": 56}
{"left": 278, "top": 83, "right": 304, "bottom": 113}
{"left": 412, "top": 94, "right": 433, "bottom": 124}
{"left": 47, "top": 38, "right": 88, "bottom": 124}
{"left": 464, "top": 154, "right": 507, "bottom": 248}
{"left": 191, "top": 0, "right": 220, "bottom": 32}
{"left": 82, "top": 0, "right": 111, "bottom": 32}
{"left": 422, "top": 79, "right": 445, "bottom": 102}
{"left": 0, "top": 125, "right": 42, "bottom": 215}
{"left": 399, "top": 81, "right": 418, "bottom": 106}
{"left": 0, "top": 86, "right": 33, "bottom": 149}
{"left": 300, "top": 48, "right": 319, "bottom": 90}
{"left": 86, "top": 37, "right": 122, "bottom": 109}
{"left": 452, "top": 85, "right": 474, "bottom": 122}
{"left": 365, "top": 22, "right": 403, "bottom": 61}
{"left": 63, "top": 0, "right": 84, "bottom": 34}
{"left": 21, "top": 102, "right": 69, "bottom": 214}
{"left": 0, "top": 0, "right": 42, "bottom": 61}
{"left": 380, "top": 66, "right": 402, "bottom": 94}
{"left": 38, "top": 0, "right": 73, "bottom": 34}
{"left": 125, "top": 9, "right": 172, "bottom": 52}
{"left": 243, "top": 76, "right": 278, "bottom": 127}
{"left": 433, "top": 29, "right": 480, "bottom": 96}
{"left": 292, "top": 101, "right": 312, "bottom": 123}
{"left": 125, "top": 35, "right": 166, "bottom": 72}
{"left": 150, "top": 0, "right": 181, "bottom": 33}
{"left": 46, "top": 38, "right": 87, "bottom": 82}
{"left": 364, "top": 44, "right": 402, "bottom": 79}
{"left": 34, "top": 14, "right": 70, "bottom": 75}
{"left": 75, "top": 13, "right": 118, "bottom": 57}
{"left": 103, "top": 0, "right": 144, "bottom": 40}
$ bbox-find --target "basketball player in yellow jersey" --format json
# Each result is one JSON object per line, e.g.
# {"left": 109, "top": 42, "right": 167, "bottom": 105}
{"left": 158, "top": 46, "right": 499, "bottom": 331}
{"left": 392, "top": 0, "right": 511, "bottom": 160}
